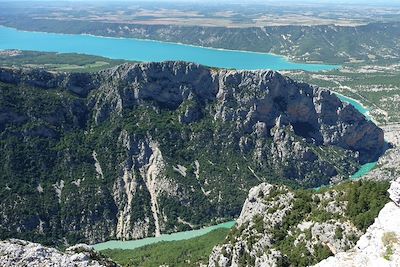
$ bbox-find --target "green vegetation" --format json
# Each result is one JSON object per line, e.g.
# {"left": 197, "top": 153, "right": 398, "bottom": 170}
{"left": 0, "top": 54, "right": 386, "bottom": 255}
{"left": 335, "top": 226, "right": 344, "bottom": 240}
{"left": 0, "top": 50, "right": 129, "bottom": 72}
{"left": 313, "top": 244, "right": 334, "bottom": 262}
{"left": 382, "top": 232, "right": 398, "bottom": 261}
{"left": 345, "top": 180, "right": 390, "bottom": 231}
{"left": 252, "top": 214, "right": 265, "bottom": 233}
{"left": 279, "top": 181, "right": 388, "bottom": 266}
{"left": 101, "top": 228, "right": 229, "bottom": 267}
{"left": 0, "top": 60, "right": 376, "bottom": 247}
{"left": 0, "top": 80, "right": 261, "bottom": 245}
{"left": 0, "top": 81, "right": 118, "bottom": 246}
{"left": 258, "top": 180, "right": 389, "bottom": 266}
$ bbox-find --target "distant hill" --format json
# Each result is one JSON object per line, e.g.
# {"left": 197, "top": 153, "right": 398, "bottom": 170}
{"left": 0, "top": 17, "right": 399, "bottom": 64}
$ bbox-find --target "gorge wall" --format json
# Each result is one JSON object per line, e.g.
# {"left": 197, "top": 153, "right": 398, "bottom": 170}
{"left": 0, "top": 61, "right": 384, "bottom": 245}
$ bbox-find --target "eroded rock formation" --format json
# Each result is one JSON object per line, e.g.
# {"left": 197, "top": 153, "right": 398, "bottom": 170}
{"left": 0, "top": 62, "right": 384, "bottom": 245}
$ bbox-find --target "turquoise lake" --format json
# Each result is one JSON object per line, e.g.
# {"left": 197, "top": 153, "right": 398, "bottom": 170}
{"left": 93, "top": 221, "right": 235, "bottom": 250}
{"left": 0, "top": 26, "right": 339, "bottom": 71}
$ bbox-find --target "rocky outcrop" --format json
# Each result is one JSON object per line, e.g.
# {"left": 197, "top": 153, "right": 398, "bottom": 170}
{"left": 364, "top": 124, "right": 400, "bottom": 182}
{"left": 0, "top": 239, "right": 119, "bottom": 267}
{"left": 112, "top": 131, "right": 179, "bottom": 240}
{"left": 0, "top": 62, "right": 385, "bottom": 245}
{"left": 210, "top": 177, "right": 394, "bottom": 267}
{"left": 208, "top": 178, "right": 390, "bottom": 267}
{"left": 388, "top": 178, "right": 400, "bottom": 206}
{"left": 314, "top": 177, "right": 400, "bottom": 267}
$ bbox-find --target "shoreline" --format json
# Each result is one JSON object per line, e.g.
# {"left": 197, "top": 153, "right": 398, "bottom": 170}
{"left": 333, "top": 91, "right": 377, "bottom": 123}
{"left": 93, "top": 220, "right": 236, "bottom": 251}
{"left": 0, "top": 25, "right": 340, "bottom": 70}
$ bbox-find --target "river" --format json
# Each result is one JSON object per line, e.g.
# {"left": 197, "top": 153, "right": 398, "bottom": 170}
{"left": 335, "top": 93, "right": 371, "bottom": 121}
{"left": 335, "top": 94, "right": 377, "bottom": 180}
{"left": 93, "top": 221, "right": 235, "bottom": 250}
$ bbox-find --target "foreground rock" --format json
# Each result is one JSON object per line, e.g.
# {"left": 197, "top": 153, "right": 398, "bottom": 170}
{"left": 314, "top": 177, "right": 400, "bottom": 267}
{"left": 0, "top": 239, "right": 119, "bottom": 267}
{"left": 208, "top": 180, "right": 390, "bottom": 267}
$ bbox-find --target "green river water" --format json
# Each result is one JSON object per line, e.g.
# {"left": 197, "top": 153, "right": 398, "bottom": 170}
{"left": 93, "top": 221, "right": 235, "bottom": 250}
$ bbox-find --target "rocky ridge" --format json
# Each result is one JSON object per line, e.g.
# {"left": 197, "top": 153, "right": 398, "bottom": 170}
{"left": 0, "top": 239, "right": 119, "bottom": 267}
{"left": 314, "top": 177, "right": 400, "bottom": 267}
{"left": 0, "top": 62, "right": 384, "bottom": 245}
{"left": 0, "top": 62, "right": 384, "bottom": 162}
{"left": 208, "top": 178, "right": 390, "bottom": 266}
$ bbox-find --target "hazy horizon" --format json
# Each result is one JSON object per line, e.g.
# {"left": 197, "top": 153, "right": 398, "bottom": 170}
{"left": 1, "top": 0, "right": 399, "bottom": 4}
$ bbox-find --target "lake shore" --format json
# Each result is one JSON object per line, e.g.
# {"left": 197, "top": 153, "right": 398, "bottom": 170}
{"left": 0, "top": 25, "right": 340, "bottom": 71}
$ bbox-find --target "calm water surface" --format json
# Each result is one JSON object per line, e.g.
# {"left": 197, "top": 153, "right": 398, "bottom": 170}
{"left": 350, "top": 162, "right": 377, "bottom": 180}
{"left": 0, "top": 26, "right": 339, "bottom": 71}
{"left": 93, "top": 221, "right": 235, "bottom": 250}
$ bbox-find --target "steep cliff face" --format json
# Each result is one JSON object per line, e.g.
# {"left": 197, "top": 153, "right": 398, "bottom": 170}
{"left": 364, "top": 124, "right": 400, "bottom": 182}
{"left": 0, "top": 62, "right": 384, "bottom": 245}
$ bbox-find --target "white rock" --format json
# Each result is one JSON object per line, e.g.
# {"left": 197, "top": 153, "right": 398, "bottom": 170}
{"left": 388, "top": 177, "right": 400, "bottom": 206}
{"left": 0, "top": 239, "right": 118, "bottom": 267}
{"left": 313, "top": 201, "right": 400, "bottom": 267}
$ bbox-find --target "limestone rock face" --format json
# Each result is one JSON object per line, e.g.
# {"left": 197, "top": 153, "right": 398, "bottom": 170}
{"left": 0, "top": 239, "right": 119, "bottom": 267}
{"left": 312, "top": 177, "right": 400, "bottom": 267}
{"left": 388, "top": 177, "right": 400, "bottom": 206}
{"left": 0, "top": 62, "right": 384, "bottom": 162}
{"left": 0, "top": 67, "right": 98, "bottom": 97}
{"left": 0, "top": 62, "right": 385, "bottom": 244}
{"left": 209, "top": 183, "right": 293, "bottom": 267}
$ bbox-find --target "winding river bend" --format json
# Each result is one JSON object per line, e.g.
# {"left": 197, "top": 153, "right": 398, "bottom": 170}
{"left": 335, "top": 94, "right": 377, "bottom": 180}
{"left": 93, "top": 221, "right": 235, "bottom": 250}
